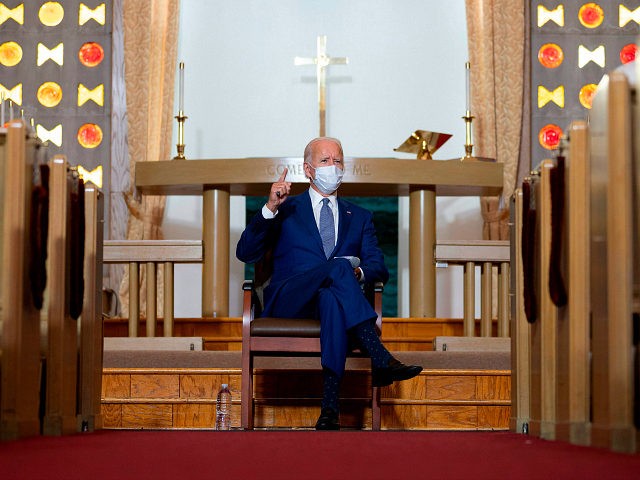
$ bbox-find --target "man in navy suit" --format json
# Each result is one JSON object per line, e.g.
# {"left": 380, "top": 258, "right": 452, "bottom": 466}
{"left": 237, "top": 137, "right": 422, "bottom": 430}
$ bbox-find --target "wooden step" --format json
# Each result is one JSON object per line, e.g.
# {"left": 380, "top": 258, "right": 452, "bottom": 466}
{"left": 101, "top": 351, "right": 510, "bottom": 431}
{"left": 104, "top": 317, "right": 501, "bottom": 352}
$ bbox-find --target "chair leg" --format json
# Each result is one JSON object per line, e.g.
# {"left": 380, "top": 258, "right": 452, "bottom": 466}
{"left": 241, "top": 350, "right": 254, "bottom": 429}
{"left": 371, "top": 385, "right": 381, "bottom": 431}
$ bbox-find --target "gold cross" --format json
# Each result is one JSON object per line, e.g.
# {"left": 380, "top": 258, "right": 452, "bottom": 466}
{"left": 294, "top": 35, "right": 348, "bottom": 137}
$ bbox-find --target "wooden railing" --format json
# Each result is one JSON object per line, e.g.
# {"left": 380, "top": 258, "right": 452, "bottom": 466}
{"left": 103, "top": 240, "right": 203, "bottom": 337}
{"left": 434, "top": 240, "right": 510, "bottom": 338}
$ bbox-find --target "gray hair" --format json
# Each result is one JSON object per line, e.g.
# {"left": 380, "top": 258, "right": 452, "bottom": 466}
{"left": 303, "top": 137, "right": 343, "bottom": 164}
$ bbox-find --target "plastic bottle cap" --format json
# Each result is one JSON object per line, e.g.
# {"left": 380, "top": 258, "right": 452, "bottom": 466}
{"left": 222, "top": 383, "right": 228, "bottom": 388}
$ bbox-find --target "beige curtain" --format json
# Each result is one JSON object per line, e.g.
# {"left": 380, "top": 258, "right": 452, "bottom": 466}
{"left": 118, "top": 0, "right": 180, "bottom": 316}
{"left": 466, "top": 0, "right": 525, "bottom": 240}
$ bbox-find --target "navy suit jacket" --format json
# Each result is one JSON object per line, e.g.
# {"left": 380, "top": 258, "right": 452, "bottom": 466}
{"left": 236, "top": 191, "right": 389, "bottom": 317}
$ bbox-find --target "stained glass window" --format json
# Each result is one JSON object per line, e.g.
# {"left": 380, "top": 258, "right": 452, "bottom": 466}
{"left": 531, "top": 1, "right": 639, "bottom": 164}
{"left": 0, "top": 0, "right": 111, "bottom": 185}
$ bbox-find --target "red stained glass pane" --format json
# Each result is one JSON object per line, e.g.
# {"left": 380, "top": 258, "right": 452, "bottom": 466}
{"left": 77, "top": 123, "right": 103, "bottom": 148}
{"left": 538, "top": 43, "right": 564, "bottom": 68}
{"left": 539, "top": 124, "right": 563, "bottom": 150}
{"left": 620, "top": 44, "right": 638, "bottom": 65}
{"left": 578, "top": 3, "right": 604, "bottom": 28}
{"left": 78, "top": 42, "right": 104, "bottom": 67}
{"left": 579, "top": 84, "right": 597, "bottom": 109}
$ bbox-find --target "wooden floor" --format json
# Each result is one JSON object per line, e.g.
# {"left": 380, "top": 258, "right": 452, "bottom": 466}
{"left": 102, "top": 317, "right": 510, "bottom": 430}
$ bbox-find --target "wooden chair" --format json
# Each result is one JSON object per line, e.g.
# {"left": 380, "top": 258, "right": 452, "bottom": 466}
{"left": 241, "top": 265, "right": 384, "bottom": 430}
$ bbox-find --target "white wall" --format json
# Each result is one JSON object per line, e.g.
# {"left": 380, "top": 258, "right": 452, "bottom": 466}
{"left": 166, "top": 0, "right": 484, "bottom": 318}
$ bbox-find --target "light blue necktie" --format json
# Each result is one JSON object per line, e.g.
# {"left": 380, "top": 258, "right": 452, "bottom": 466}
{"left": 319, "top": 198, "right": 335, "bottom": 259}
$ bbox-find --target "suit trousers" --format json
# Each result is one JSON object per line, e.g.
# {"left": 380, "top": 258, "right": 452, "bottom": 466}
{"left": 263, "top": 258, "right": 378, "bottom": 376}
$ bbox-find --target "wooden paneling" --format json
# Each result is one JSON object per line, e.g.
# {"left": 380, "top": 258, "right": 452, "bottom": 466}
{"left": 101, "top": 368, "right": 510, "bottom": 430}
{"left": 130, "top": 375, "right": 180, "bottom": 399}
{"left": 121, "top": 404, "right": 173, "bottom": 429}
{"left": 102, "top": 374, "right": 131, "bottom": 398}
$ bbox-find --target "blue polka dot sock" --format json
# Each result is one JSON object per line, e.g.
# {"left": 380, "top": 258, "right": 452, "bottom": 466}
{"left": 353, "top": 319, "right": 392, "bottom": 368}
{"left": 321, "top": 368, "right": 341, "bottom": 412}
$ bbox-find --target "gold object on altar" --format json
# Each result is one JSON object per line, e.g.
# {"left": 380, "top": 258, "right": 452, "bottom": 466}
{"left": 394, "top": 130, "right": 452, "bottom": 160}
{"left": 174, "top": 112, "right": 187, "bottom": 159}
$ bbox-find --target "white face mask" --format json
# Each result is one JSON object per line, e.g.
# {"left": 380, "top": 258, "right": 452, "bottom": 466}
{"left": 309, "top": 164, "right": 344, "bottom": 195}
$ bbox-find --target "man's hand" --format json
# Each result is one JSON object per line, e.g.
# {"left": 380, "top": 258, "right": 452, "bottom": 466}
{"left": 266, "top": 168, "right": 291, "bottom": 213}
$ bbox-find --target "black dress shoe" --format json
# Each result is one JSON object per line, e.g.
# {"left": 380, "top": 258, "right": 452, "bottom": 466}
{"left": 372, "top": 358, "right": 423, "bottom": 387}
{"left": 315, "top": 407, "right": 340, "bottom": 430}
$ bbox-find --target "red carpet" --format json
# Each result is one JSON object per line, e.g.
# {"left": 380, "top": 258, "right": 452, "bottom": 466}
{"left": 1, "top": 430, "right": 639, "bottom": 479}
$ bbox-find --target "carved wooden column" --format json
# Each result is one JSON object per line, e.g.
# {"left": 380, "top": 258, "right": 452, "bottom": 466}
{"left": 203, "top": 186, "right": 230, "bottom": 317}
{"left": 409, "top": 187, "right": 436, "bottom": 317}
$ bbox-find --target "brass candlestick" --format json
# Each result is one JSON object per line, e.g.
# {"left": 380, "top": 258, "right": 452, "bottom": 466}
{"left": 174, "top": 112, "right": 187, "bottom": 160}
{"left": 461, "top": 110, "right": 475, "bottom": 161}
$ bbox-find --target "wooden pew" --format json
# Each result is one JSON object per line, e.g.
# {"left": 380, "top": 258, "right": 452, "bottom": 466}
{"left": 555, "top": 121, "right": 590, "bottom": 446}
{"left": 0, "top": 122, "right": 42, "bottom": 440}
{"left": 510, "top": 187, "right": 530, "bottom": 434}
{"left": 43, "top": 156, "right": 78, "bottom": 435}
{"left": 589, "top": 70, "right": 636, "bottom": 453}
{"left": 44, "top": 157, "right": 105, "bottom": 435}
{"left": 528, "top": 160, "right": 559, "bottom": 441}
{"left": 77, "top": 183, "right": 104, "bottom": 431}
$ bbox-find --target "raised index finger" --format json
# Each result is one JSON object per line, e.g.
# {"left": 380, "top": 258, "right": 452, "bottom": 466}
{"left": 277, "top": 167, "right": 288, "bottom": 182}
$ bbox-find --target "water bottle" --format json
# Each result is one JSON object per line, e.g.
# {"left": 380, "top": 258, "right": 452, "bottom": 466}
{"left": 216, "top": 383, "right": 232, "bottom": 430}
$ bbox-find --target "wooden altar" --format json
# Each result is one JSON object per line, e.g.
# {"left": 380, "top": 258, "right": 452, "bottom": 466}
{"left": 135, "top": 157, "right": 503, "bottom": 317}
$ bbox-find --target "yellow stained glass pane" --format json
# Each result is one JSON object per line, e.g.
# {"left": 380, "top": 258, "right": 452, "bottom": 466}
{"left": 538, "top": 5, "right": 564, "bottom": 27}
{"left": 579, "top": 84, "right": 597, "bottom": 109}
{"left": 0, "top": 3, "right": 24, "bottom": 26}
{"left": 36, "top": 124, "right": 62, "bottom": 147}
{"left": 37, "top": 81, "right": 63, "bottom": 107}
{"left": 78, "top": 83, "right": 104, "bottom": 106}
{"left": 39, "top": 1, "right": 64, "bottom": 27}
{"left": 77, "top": 123, "right": 103, "bottom": 148}
{"left": 620, "top": 5, "right": 640, "bottom": 27}
{"left": 0, "top": 83, "right": 22, "bottom": 105}
{"left": 538, "top": 85, "right": 564, "bottom": 109}
{"left": 37, "top": 42, "right": 63, "bottom": 66}
{"left": 79, "top": 2, "right": 105, "bottom": 25}
{"left": 0, "top": 41, "right": 22, "bottom": 67}
{"left": 77, "top": 165, "right": 103, "bottom": 188}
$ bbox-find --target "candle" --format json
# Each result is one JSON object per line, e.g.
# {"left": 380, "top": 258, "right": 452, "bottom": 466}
{"left": 0, "top": 92, "right": 4, "bottom": 126}
{"left": 465, "top": 61, "right": 471, "bottom": 113}
{"left": 179, "top": 61, "right": 184, "bottom": 113}
{"left": 9, "top": 99, "right": 13, "bottom": 122}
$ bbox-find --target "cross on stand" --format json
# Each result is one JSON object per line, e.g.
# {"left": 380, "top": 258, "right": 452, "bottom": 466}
{"left": 294, "top": 35, "right": 348, "bottom": 137}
